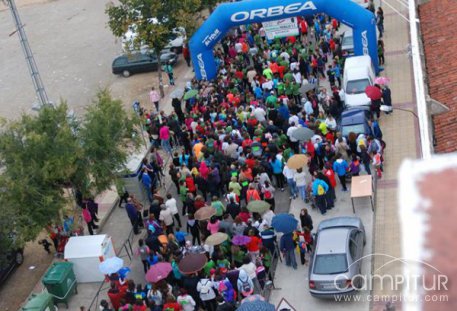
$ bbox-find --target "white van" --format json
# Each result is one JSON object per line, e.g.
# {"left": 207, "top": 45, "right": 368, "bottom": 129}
{"left": 343, "top": 55, "right": 376, "bottom": 108}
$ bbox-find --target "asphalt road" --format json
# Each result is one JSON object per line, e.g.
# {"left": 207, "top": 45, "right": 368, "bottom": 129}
{"left": 0, "top": 0, "right": 189, "bottom": 120}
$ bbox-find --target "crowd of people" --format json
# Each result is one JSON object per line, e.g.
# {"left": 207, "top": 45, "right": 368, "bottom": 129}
{"left": 96, "top": 7, "right": 389, "bottom": 311}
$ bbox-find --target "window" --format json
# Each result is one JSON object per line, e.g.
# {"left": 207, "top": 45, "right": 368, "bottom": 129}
{"left": 114, "top": 57, "right": 128, "bottom": 66}
{"left": 349, "top": 239, "right": 357, "bottom": 259}
{"left": 342, "top": 124, "right": 365, "bottom": 136}
{"left": 346, "top": 79, "right": 370, "bottom": 94}
{"left": 314, "top": 254, "right": 348, "bottom": 274}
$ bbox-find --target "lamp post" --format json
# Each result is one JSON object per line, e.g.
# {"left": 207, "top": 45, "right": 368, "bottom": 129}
{"left": 4, "top": 0, "right": 51, "bottom": 108}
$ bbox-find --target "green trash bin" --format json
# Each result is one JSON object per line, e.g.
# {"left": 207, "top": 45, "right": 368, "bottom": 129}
{"left": 21, "top": 292, "right": 56, "bottom": 311}
{"left": 42, "top": 262, "right": 77, "bottom": 308}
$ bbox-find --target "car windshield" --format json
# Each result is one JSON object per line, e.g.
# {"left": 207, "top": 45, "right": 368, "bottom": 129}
{"left": 314, "top": 254, "right": 348, "bottom": 274}
{"left": 346, "top": 79, "right": 370, "bottom": 94}
{"left": 342, "top": 124, "right": 365, "bottom": 136}
{"left": 342, "top": 35, "right": 353, "bottom": 47}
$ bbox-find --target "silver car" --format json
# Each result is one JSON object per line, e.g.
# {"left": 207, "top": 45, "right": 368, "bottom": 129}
{"left": 341, "top": 30, "right": 354, "bottom": 57}
{"left": 308, "top": 217, "right": 366, "bottom": 298}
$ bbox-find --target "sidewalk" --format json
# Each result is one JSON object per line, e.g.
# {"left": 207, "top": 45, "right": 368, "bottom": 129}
{"left": 371, "top": 2, "right": 420, "bottom": 310}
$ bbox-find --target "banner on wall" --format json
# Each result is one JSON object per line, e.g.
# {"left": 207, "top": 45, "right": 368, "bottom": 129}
{"left": 263, "top": 18, "right": 299, "bottom": 40}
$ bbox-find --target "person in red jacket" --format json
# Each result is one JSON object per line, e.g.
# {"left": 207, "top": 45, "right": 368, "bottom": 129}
{"left": 107, "top": 281, "right": 125, "bottom": 310}
{"left": 323, "top": 163, "right": 337, "bottom": 208}
{"left": 185, "top": 173, "right": 197, "bottom": 195}
{"left": 246, "top": 184, "right": 261, "bottom": 202}
{"left": 182, "top": 44, "right": 191, "bottom": 67}
{"left": 246, "top": 229, "right": 262, "bottom": 261}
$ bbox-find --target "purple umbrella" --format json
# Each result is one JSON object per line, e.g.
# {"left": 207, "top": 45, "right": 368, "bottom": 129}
{"left": 146, "top": 262, "right": 172, "bottom": 283}
{"left": 232, "top": 235, "right": 251, "bottom": 246}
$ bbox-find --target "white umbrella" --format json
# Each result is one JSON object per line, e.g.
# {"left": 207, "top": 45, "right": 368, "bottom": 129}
{"left": 169, "top": 88, "right": 184, "bottom": 99}
{"left": 99, "top": 256, "right": 124, "bottom": 275}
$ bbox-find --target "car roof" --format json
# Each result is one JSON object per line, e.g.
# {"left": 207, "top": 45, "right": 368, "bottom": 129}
{"left": 343, "top": 29, "right": 353, "bottom": 37}
{"left": 318, "top": 216, "right": 363, "bottom": 231}
{"left": 345, "top": 67, "right": 370, "bottom": 80}
{"left": 344, "top": 55, "right": 372, "bottom": 68}
{"left": 315, "top": 228, "right": 349, "bottom": 254}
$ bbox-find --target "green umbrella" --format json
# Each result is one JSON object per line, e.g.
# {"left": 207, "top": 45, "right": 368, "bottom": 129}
{"left": 247, "top": 200, "right": 271, "bottom": 214}
{"left": 184, "top": 89, "right": 198, "bottom": 100}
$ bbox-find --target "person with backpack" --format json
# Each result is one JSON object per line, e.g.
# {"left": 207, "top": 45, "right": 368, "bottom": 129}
{"left": 311, "top": 176, "right": 329, "bottom": 215}
{"left": 196, "top": 275, "right": 217, "bottom": 311}
{"left": 237, "top": 268, "right": 254, "bottom": 298}
{"left": 261, "top": 180, "right": 276, "bottom": 211}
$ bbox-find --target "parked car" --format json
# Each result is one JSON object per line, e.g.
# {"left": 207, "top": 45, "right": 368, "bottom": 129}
{"left": 338, "top": 107, "right": 371, "bottom": 137}
{"left": 351, "top": 0, "right": 370, "bottom": 9}
{"left": 0, "top": 248, "right": 24, "bottom": 284}
{"left": 122, "top": 22, "right": 186, "bottom": 54}
{"left": 308, "top": 217, "right": 366, "bottom": 298}
{"left": 112, "top": 50, "right": 178, "bottom": 77}
{"left": 340, "top": 30, "right": 354, "bottom": 57}
{"left": 343, "top": 55, "right": 376, "bottom": 108}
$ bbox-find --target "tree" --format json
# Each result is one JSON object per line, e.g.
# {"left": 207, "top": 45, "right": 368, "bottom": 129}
{"left": 78, "top": 89, "right": 139, "bottom": 195}
{"left": 0, "top": 104, "right": 81, "bottom": 242}
{"left": 200, "top": 0, "right": 219, "bottom": 13}
{"left": 0, "top": 89, "right": 139, "bottom": 253}
{"left": 174, "top": 0, "right": 202, "bottom": 39}
{"left": 106, "top": 0, "right": 179, "bottom": 97}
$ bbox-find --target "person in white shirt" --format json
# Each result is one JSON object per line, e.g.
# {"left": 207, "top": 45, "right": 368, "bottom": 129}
{"left": 159, "top": 204, "right": 174, "bottom": 234}
{"left": 253, "top": 106, "right": 267, "bottom": 124}
{"left": 304, "top": 99, "right": 314, "bottom": 118}
{"left": 234, "top": 42, "right": 243, "bottom": 53}
{"left": 324, "top": 115, "right": 337, "bottom": 130}
{"left": 289, "top": 114, "right": 299, "bottom": 126}
{"left": 286, "top": 122, "right": 299, "bottom": 153}
{"left": 165, "top": 193, "right": 181, "bottom": 228}
{"left": 197, "top": 278, "right": 217, "bottom": 310}
{"left": 262, "top": 79, "right": 273, "bottom": 92}
{"left": 283, "top": 165, "right": 298, "bottom": 199}
{"left": 294, "top": 168, "right": 308, "bottom": 202}
{"left": 293, "top": 70, "right": 302, "bottom": 84}
{"left": 280, "top": 50, "right": 290, "bottom": 61}
{"left": 290, "top": 61, "right": 300, "bottom": 72}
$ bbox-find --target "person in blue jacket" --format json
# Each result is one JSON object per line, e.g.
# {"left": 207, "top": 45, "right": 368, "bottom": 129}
{"left": 368, "top": 119, "right": 383, "bottom": 140}
{"left": 333, "top": 154, "right": 349, "bottom": 191}
{"left": 312, "top": 177, "right": 329, "bottom": 215}
{"left": 270, "top": 156, "right": 284, "bottom": 191}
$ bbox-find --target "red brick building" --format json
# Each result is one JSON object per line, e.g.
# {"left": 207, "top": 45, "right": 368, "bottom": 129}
{"left": 419, "top": 0, "right": 457, "bottom": 153}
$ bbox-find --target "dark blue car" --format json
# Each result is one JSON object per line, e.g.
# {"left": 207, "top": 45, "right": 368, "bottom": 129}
{"left": 338, "top": 107, "right": 371, "bottom": 137}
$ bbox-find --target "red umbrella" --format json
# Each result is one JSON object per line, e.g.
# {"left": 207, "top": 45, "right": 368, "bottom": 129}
{"left": 145, "top": 262, "right": 172, "bottom": 283}
{"left": 365, "top": 85, "right": 382, "bottom": 100}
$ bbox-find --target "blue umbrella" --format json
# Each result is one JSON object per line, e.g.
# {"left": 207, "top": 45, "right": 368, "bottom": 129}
{"left": 237, "top": 299, "right": 275, "bottom": 311}
{"left": 271, "top": 213, "right": 299, "bottom": 233}
{"left": 118, "top": 267, "right": 131, "bottom": 279}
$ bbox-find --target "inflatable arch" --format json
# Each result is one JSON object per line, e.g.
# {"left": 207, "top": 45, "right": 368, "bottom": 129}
{"left": 189, "top": 0, "right": 378, "bottom": 80}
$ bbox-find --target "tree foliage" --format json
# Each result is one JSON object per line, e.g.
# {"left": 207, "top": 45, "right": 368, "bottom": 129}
{"left": 0, "top": 89, "right": 138, "bottom": 250}
{"left": 78, "top": 89, "right": 138, "bottom": 195}
{"left": 174, "top": 0, "right": 202, "bottom": 39}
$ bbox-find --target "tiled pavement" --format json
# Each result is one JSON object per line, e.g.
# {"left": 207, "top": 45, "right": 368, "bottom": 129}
{"left": 371, "top": 1, "right": 421, "bottom": 310}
